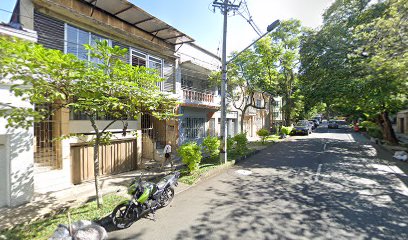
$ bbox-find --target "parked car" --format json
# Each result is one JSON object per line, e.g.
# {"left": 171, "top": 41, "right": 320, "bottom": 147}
{"left": 308, "top": 121, "right": 316, "bottom": 130}
{"left": 314, "top": 116, "right": 322, "bottom": 122}
{"left": 291, "top": 121, "right": 313, "bottom": 136}
{"left": 308, "top": 119, "right": 319, "bottom": 128}
{"left": 336, "top": 120, "right": 349, "bottom": 129}
{"left": 328, "top": 120, "right": 339, "bottom": 129}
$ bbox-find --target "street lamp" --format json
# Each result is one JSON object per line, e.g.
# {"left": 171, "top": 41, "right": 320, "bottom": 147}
{"left": 220, "top": 19, "right": 280, "bottom": 164}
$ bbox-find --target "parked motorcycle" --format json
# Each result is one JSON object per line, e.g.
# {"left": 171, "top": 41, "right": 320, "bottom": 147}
{"left": 111, "top": 171, "right": 180, "bottom": 229}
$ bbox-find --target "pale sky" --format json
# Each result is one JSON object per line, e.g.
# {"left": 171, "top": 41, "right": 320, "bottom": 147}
{"left": 131, "top": 0, "right": 334, "bottom": 55}
{"left": 0, "top": 0, "right": 334, "bottom": 56}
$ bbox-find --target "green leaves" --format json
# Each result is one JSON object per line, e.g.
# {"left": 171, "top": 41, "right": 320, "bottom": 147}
{"left": 0, "top": 37, "right": 178, "bottom": 131}
{"left": 298, "top": 0, "right": 406, "bottom": 142}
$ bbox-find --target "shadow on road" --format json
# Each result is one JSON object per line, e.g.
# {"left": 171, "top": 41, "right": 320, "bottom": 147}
{"left": 174, "top": 135, "right": 408, "bottom": 239}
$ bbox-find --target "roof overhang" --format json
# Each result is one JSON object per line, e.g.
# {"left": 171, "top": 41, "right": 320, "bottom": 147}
{"left": 82, "top": 0, "right": 194, "bottom": 45}
{"left": 181, "top": 60, "right": 213, "bottom": 73}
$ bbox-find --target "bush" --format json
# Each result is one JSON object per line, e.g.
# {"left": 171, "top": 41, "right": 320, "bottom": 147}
{"left": 233, "top": 133, "right": 248, "bottom": 156}
{"left": 202, "top": 136, "right": 220, "bottom": 159}
{"left": 359, "top": 121, "right": 377, "bottom": 132}
{"left": 367, "top": 127, "right": 383, "bottom": 139}
{"left": 178, "top": 142, "right": 202, "bottom": 173}
{"left": 256, "top": 128, "right": 269, "bottom": 144}
{"left": 281, "top": 126, "right": 293, "bottom": 135}
{"left": 227, "top": 136, "right": 235, "bottom": 153}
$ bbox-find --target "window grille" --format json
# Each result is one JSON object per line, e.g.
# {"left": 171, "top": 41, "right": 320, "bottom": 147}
{"left": 182, "top": 118, "right": 205, "bottom": 139}
{"left": 131, "top": 50, "right": 147, "bottom": 67}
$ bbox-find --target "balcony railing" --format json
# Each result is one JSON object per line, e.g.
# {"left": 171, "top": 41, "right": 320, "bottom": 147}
{"left": 182, "top": 87, "right": 218, "bottom": 105}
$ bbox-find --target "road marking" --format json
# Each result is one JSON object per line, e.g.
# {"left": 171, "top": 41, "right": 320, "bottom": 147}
{"left": 323, "top": 143, "right": 327, "bottom": 152}
{"left": 314, "top": 164, "right": 322, "bottom": 182}
{"left": 235, "top": 169, "right": 252, "bottom": 176}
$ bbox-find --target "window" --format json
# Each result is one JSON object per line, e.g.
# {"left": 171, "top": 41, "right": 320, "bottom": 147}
{"left": 69, "top": 109, "right": 118, "bottom": 120}
{"left": 130, "top": 50, "right": 163, "bottom": 90}
{"left": 131, "top": 50, "right": 147, "bottom": 67}
{"left": 182, "top": 118, "right": 205, "bottom": 139}
{"left": 65, "top": 24, "right": 110, "bottom": 62}
{"left": 149, "top": 56, "right": 162, "bottom": 76}
{"left": 149, "top": 56, "right": 163, "bottom": 90}
{"left": 256, "top": 99, "right": 262, "bottom": 108}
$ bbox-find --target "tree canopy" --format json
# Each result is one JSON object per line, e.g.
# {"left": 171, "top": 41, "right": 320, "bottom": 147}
{"left": 299, "top": 0, "right": 407, "bottom": 143}
{"left": 0, "top": 36, "right": 179, "bottom": 206}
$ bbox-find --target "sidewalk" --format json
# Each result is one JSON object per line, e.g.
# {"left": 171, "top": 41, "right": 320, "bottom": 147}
{"left": 0, "top": 160, "right": 189, "bottom": 231}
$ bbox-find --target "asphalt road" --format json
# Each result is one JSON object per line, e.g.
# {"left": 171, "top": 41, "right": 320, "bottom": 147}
{"left": 108, "top": 125, "right": 408, "bottom": 240}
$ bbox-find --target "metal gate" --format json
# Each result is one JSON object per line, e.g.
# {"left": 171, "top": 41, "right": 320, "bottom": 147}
{"left": 141, "top": 114, "right": 166, "bottom": 160}
{"left": 34, "top": 105, "right": 59, "bottom": 169}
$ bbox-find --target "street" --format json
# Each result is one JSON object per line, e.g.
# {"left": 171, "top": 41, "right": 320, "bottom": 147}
{"left": 108, "top": 126, "right": 408, "bottom": 240}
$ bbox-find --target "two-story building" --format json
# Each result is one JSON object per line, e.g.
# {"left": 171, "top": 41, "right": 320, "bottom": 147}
{"left": 1, "top": 0, "right": 194, "bottom": 206}
{"left": 242, "top": 94, "right": 283, "bottom": 139}
{"left": 176, "top": 43, "right": 223, "bottom": 144}
{"left": 1, "top": 0, "right": 246, "bottom": 208}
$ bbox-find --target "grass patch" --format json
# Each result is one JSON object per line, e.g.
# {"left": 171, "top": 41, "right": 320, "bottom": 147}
{"left": 179, "top": 146, "right": 262, "bottom": 186}
{"left": 248, "top": 135, "right": 281, "bottom": 148}
{"left": 0, "top": 194, "right": 126, "bottom": 240}
{"left": 265, "top": 135, "right": 281, "bottom": 142}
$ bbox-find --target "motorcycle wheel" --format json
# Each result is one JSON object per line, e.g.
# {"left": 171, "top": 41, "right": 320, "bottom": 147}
{"left": 111, "top": 203, "right": 138, "bottom": 229}
{"left": 160, "top": 187, "right": 175, "bottom": 207}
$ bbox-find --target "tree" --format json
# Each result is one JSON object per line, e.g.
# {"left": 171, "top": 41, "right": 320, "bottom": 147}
{"left": 267, "top": 19, "right": 304, "bottom": 125}
{"left": 0, "top": 37, "right": 178, "bottom": 207}
{"left": 210, "top": 48, "right": 277, "bottom": 133}
{"left": 299, "top": 0, "right": 407, "bottom": 143}
{"left": 209, "top": 20, "right": 304, "bottom": 129}
{"left": 352, "top": 0, "right": 408, "bottom": 143}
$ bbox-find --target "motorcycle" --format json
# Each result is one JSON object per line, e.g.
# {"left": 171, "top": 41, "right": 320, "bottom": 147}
{"left": 111, "top": 171, "right": 180, "bottom": 229}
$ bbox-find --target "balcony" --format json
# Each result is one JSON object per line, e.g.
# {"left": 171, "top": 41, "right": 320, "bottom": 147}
{"left": 181, "top": 87, "right": 220, "bottom": 109}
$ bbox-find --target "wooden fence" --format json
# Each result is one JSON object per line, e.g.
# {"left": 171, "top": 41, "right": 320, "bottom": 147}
{"left": 71, "top": 139, "right": 137, "bottom": 184}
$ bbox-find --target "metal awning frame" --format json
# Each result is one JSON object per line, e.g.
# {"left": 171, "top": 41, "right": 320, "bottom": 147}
{"left": 82, "top": 0, "right": 194, "bottom": 45}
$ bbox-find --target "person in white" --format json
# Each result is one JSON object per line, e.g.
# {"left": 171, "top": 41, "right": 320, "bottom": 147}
{"left": 162, "top": 141, "right": 173, "bottom": 169}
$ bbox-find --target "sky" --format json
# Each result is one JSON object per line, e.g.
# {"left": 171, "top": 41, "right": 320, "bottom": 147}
{"left": 0, "top": 0, "right": 334, "bottom": 56}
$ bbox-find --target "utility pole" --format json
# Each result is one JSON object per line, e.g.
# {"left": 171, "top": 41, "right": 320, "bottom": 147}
{"left": 213, "top": 0, "right": 241, "bottom": 164}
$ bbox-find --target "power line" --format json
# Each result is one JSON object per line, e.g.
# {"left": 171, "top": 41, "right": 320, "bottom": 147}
{"left": 237, "top": 0, "right": 262, "bottom": 36}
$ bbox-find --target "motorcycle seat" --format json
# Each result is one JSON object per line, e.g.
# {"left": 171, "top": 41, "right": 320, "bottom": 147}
{"left": 156, "top": 174, "right": 175, "bottom": 189}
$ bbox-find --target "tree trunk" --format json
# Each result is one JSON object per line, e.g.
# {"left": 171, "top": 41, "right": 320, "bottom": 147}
{"left": 283, "top": 101, "right": 291, "bottom": 126}
{"left": 380, "top": 111, "right": 398, "bottom": 144}
{"left": 240, "top": 107, "right": 248, "bottom": 133}
{"left": 93, "top": 136, "right": 103, "bottom": 208}
{"left": 90, "top": 117, "right": 103, "bottom": 208}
